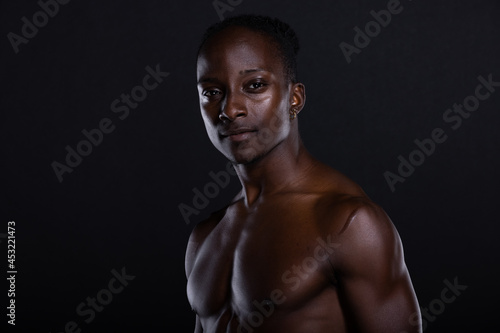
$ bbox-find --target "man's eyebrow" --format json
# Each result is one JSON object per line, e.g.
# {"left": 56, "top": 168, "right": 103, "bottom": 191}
{"left": 239, "top": 68, "right": 267, "bottom": 75}
{"left": 197, "top": 68, "right": 269, "bottom": 84}
{"left": 197, "top": 77, "right": 218, "bottom": 84}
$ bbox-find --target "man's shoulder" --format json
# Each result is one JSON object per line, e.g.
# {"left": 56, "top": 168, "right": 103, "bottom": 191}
{"left": 319, "top": 191, "right": 402, "bottom": 270}
{"left": 314, "top": 190, "right": 379, "bottom": 234}
{"left": 188, "top": 204, "right": 229, "bottom": 243}
{"left": 306, "top": 164, "right": 379, "bottom": 232}
{"left": 307, "top": 163, "right": 393, "bottom": 240}
{"left": 311, "top": 186, "right": 404, "bottom": 279}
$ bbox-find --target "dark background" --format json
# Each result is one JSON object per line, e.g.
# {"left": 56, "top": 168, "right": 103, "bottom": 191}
{"left": 1, "top": 0, "right": 499, "bottom": 332}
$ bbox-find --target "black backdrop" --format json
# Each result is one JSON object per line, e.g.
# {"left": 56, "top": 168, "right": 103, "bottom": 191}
{"left": 2, "top": 0, "right": 499, "bottom": 332}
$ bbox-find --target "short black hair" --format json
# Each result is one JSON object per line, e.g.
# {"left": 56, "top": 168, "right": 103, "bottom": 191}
{"left": 197, "top": 14, "right": 300, "bottom": 83}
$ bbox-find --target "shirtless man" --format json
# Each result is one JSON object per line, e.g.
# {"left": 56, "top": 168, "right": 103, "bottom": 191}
{"left": 185, "top": 15, "right": 421, "bottom": 333}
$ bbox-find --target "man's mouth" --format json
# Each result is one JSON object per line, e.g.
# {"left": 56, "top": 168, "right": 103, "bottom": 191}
{"left": 220, "top": 128, "right": 257, "bottom": 142}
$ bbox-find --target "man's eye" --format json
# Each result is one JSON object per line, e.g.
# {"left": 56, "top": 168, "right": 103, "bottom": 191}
{"left": 249, "top": 82, "right": 266, "bottom": 89}
{"left": 203, "top": 90, "right": 221, "bottom": 97}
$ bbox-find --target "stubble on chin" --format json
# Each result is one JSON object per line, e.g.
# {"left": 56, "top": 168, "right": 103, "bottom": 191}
{"left": 223, "top": 139, "right": 267, "bottom": 165}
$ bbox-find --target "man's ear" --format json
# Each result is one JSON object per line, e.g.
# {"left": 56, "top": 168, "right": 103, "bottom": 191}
{"left": 290, "top": 82, "right": 306, "bottom": 114}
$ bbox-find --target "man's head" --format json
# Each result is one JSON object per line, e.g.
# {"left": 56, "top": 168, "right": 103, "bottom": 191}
{"left": 198, "top": 15, "right": 300, "bottom": 83}
{"left": 196, "top": 15, "right": 305, "bottom": 165}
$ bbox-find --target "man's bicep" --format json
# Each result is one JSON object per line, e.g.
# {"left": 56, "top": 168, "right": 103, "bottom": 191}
{"left": 339, "top": 265, "right": 420, "bottom": 332}
{"left": 334, "top": 205, "right": 421, "bottom": 333}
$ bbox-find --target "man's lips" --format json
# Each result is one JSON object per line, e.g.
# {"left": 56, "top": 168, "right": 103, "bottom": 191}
{"left": 220, "top": 128, "right": 257, "bottom": 142}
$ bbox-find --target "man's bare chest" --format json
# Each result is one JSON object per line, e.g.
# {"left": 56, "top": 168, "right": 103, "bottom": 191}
{"left": 187, "top": 201, "right": 340, "bottom": 320}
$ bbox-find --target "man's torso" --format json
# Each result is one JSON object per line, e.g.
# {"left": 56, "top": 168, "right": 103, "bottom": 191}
{"left": 187, "top": 168, "right": 368, "bottom": 332}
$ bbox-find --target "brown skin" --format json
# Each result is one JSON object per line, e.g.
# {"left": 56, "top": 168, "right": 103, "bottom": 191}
{"left": 185, "top": 26, "right": 422, "bottom": 333}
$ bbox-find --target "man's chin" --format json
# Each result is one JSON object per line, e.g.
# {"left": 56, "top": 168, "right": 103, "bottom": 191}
{"left": 227, "top": 155, "right": 260, "bottom": 166}
{"left": 225, "top": 148, "right": 265, "bottom": 166}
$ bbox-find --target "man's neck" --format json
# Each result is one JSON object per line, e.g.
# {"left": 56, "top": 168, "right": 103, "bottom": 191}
{"left": 233, "top": 137, "right": 316, "bottom": 207}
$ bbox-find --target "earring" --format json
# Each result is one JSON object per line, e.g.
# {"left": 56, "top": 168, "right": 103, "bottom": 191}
{"left": 289, "top": 107, "right": 298, "bottom": 120}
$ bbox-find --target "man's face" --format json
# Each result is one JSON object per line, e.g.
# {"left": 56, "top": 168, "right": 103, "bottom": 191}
{"left": 197, "top": 27, "right": 294, "bottom": 165}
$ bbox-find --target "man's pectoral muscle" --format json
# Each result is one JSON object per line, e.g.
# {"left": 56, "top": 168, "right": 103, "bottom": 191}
{"left": 185, "top": 199, "right": 421, "bottom": 332}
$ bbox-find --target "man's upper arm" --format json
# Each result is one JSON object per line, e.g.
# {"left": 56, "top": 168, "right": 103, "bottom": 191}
{"left": 333, "top": 203, "right": 422, "bottom": 333}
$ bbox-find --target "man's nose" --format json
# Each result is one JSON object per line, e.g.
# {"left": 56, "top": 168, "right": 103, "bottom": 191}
{"left": 219, "top": 91, "right": 247, "bottom": 121}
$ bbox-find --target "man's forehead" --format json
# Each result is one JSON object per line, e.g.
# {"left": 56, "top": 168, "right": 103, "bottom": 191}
{"left": 197, "top": 31, "right": 281, "bottom": 79}
{"left": 197, "top": 67, "right": 269, "bottom": 84}
{"left": 197, "top": 57, "right": 276, "bottom": 83}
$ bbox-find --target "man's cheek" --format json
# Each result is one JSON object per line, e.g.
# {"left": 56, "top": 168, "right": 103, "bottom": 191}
{"left": 268, "top": 113, "right": 284, "bottom": 133}
{"left": 255, "top": 128, "right": 275, "bottom": 146}
{"left": 207, "top": 131, "right": 221, "bottom": 148}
